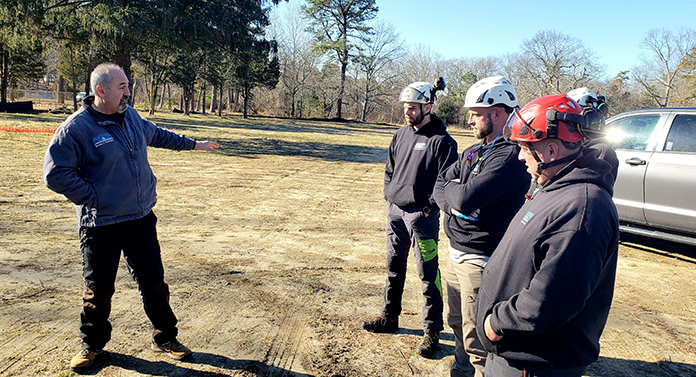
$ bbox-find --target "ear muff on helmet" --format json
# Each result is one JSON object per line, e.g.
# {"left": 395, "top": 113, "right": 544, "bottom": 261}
{"left": 596, "top": 95, "right": 609, "bottom": 117}
{"left": 545, "top": 107, "right": 606, "bottom": 140}
{"left": 580, "top": 107, "right": 606, "bottom": 138}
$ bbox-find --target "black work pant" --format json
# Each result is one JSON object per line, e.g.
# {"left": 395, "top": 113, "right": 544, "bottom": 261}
{"left": 78, "top": 211, "right": 178, "bottom": 351}
{"left": 381, "top": 203, "right": 444, "bottom": 334}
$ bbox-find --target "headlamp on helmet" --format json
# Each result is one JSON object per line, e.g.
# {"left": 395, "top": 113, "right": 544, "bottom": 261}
{"left": 399, "top": 77, "right": 446, "bottom": 104}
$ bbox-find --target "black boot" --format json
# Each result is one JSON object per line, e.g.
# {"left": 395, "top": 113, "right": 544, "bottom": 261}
{"left": 416, "top": 332, "right": 439, "bottom": 357}
{"left": 361, "top": 316, "right": 398, "bottom": 333}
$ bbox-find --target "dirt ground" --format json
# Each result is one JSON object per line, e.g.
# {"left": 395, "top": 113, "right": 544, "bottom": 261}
{"left": 1, "top": 113, "right": 695, "bottom": 377}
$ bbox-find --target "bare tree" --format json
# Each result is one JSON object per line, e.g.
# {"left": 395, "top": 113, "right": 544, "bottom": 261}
{"left": 444, "top": 56, "right": 502, "bottom": 97}
{"left": 680, "top": 46, "right": 696, "bottom": 105}
{"left": 303, "top": 0, "right": 378, "bottom": 119}
{"left": 591, "top": 71, "right": 646, "bottom": 115}
{"left": 400, "top": 44, "right": 447, "bottom": 85}
{"left": 517, "top": 30, "right": 604, "bottom": 98}
{"left": 312, "top": 61, "right": 342, "bottom": 118}
{"left": 274, "top": 2, "right": 320, "bottom": 117}
{"left": 355, "top": 21, "right": 404, "bottom": 121}
{"left": 633, "top": 28, "right": 696, "bottom": 107}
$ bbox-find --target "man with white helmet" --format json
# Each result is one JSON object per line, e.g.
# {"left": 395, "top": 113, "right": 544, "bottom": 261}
{"left": 362, "top": 78, "right": 458, "bottom": 358}
{"left": 567, "top": 87, "right": 618, "bottom": 183}
{"left": 567, "top": 87, "right": 608, "bottom": 116}
{"left": 431, "top": 76, "right": 530, "bottom": 377}
{"left": 475, "top": 94, "right": 619, "bottom": 376}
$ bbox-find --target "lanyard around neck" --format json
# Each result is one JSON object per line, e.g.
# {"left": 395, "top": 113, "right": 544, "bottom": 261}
{"left": 468, "top": 131, "right": 503, "bottom": 172}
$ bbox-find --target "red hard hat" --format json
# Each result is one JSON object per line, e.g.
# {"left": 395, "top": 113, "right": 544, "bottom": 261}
{"left": 506, "top": 94, "right": 585, "bottom": 143}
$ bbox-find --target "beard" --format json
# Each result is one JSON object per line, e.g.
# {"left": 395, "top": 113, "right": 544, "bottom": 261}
{"left": 405, "top": 115, "right": 419, "bottom": 126}
{"left": 118, "top": 97, "right": 129, "bottom": 113}
{"left": 405, "top": 109, "right": 423, "bottom": 126}
{"left": 474, "top": 114, "right": 494, "bottom": 140}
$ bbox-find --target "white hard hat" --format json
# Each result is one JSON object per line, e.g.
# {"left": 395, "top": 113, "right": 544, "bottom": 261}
{"left": 567, "top": 87, "right": 598, "bottom": 107}
{"left": 400, "top": 82, "right": 435, "bottom": 104}
{"left": 464, "top": 76, "right": 518, "bottom": 109}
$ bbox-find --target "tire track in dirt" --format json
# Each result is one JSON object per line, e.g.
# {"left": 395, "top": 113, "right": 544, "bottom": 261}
{"left": 260, "top": 290, "right": 319, "bottom": 377}
{"left": 177, "top": 155, "right": 379, "bottom": 376}
{"left": 255, "top": 159, "right": 362, "bottom": 375}
{"left": 252, "top": 158, "right": 382, "bottom": 376}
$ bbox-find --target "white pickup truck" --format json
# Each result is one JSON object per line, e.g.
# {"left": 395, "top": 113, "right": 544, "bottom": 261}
{"left": 606, "top": 107, "right": 696, "bottom": 246}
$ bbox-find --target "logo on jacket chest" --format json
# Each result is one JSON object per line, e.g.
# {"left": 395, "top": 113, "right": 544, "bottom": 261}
{"left": 93, "top": 133, "right": 114, "bottom": 148}
{"left": 521, "top": 211, "right": 534, "bottom": 225}
{"left": 414, "top": 142, "right": 426, "bottom": 151}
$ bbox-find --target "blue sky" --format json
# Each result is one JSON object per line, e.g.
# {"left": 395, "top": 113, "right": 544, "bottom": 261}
{"left": 275, "top": 0, "right": 696, "bottom": 80}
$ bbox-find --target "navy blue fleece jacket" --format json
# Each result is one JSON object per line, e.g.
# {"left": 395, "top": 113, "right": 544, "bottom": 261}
{"left": 44, "top": 96, "right": 196, "bottom": 227}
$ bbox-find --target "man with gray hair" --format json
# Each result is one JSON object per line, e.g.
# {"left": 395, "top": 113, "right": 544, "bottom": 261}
{"left": 44, "top": 63, "right": 218, "bottom": 371}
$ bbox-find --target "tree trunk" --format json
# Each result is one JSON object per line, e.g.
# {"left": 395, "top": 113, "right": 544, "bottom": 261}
{"left": 83, "top": 65, "right": 90, "bottom": 94}
{"left": 69, "top": 49, "right": 78, "bottom": 111}
{"left": 234, "top": 89, "right": 240, "bottom": 112}
{"left": 242, "top": 87, "right": 250, "bottom": 118}
{"left": 148, "top": 52, "right": 158, "bottom": 115}
{"left": 158, "top": 84, "right": 165, "bottom": 109}
{"left": 148, "top": 82, "right": 157, "bottom": 115}
{"left": 210, "top": 86, "right": 217, "bottom": 113}
{"left": 218, "top": 87, "right": 223, "bottom": 117}
{"left": 362, "top": 80, "right": 369, "bottom": 122}
{"left": 194, "top": 86, "right": 201, "bottom": 112}
{"left": 190, "top": 89, "right": 196, "bottom": 113}
{"left": 298, "top": 94, "right": 303, "bottom": 118}
{"left": 111, "top": 49, "right": 133, "bottom": 105}
{"left": 201, "top": 83, "right": 206, "bottom": 115}
{"left": 1, "top": 49, "right": 9, "bottom": 103}
{"left": 291, "top": 90, "right": 296, "bottom": 118}
{"left": 57, "top": 75, "right": 65, "bottom": 104}
{"left": 132, "top": 77, "right": 138, "bottom": 107}
{"left": 183, "top": 85, "right": 192, "bottom": 115}
{"left": 227, "top": 88, "right": 232, "bottom": 113}
{"left": 337, "top": 59, "right": 347, "bottom": 119}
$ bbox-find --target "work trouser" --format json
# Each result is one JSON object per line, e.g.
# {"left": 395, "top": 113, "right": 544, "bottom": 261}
{"left": 78, "top": 211, "right": 178, "bottom": 351}
{"left": 381, "top": 202, "right": 443, "bottom": 334}
{"left": 447, "top": 260, "right": 486, "bottom": 377}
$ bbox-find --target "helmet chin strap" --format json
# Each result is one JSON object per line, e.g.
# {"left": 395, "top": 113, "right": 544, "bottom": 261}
{"left": 413, "top": 103, "right": 431, "bottom": 127}
{"left": 524, "top": 141, "right": 582, "bottom": 198}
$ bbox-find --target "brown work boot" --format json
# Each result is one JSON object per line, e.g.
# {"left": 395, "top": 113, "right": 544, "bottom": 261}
{"left": 416, "top": 332, "right": 439, "bottom": 357}
{"left": 151, "top": 339, "right": 193, "bottom": 361}
{"left": 70, "top": 349, "right": 101, "bottom": 370}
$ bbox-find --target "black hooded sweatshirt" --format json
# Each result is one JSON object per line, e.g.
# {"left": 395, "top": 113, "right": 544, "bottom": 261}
{"left": 475, "top": 147, "right": 619, "bottom": 369}
{"left": 432, "top": 137, "right": 530, "bottom": 256}
{"left": 384, "top": 114, "right": 458, "bottom": 211}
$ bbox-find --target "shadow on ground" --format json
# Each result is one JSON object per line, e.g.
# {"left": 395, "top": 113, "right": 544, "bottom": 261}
{"left": 153, "top": 114, "right": 397, "bottom": 138}
{"left": 216, "top": 137, "right": 388, "bottom": 164}
{"left": 74, "top": 351, "right": 314, "bottom": 376}
{"left": 586, "top": 356, "right": 696, "bottom": 377}
{"left": 619, "top": 233, "right": 696, "bottom": 264}
{"left": 389, "top": 328, "right": 456, "bottom": 361}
